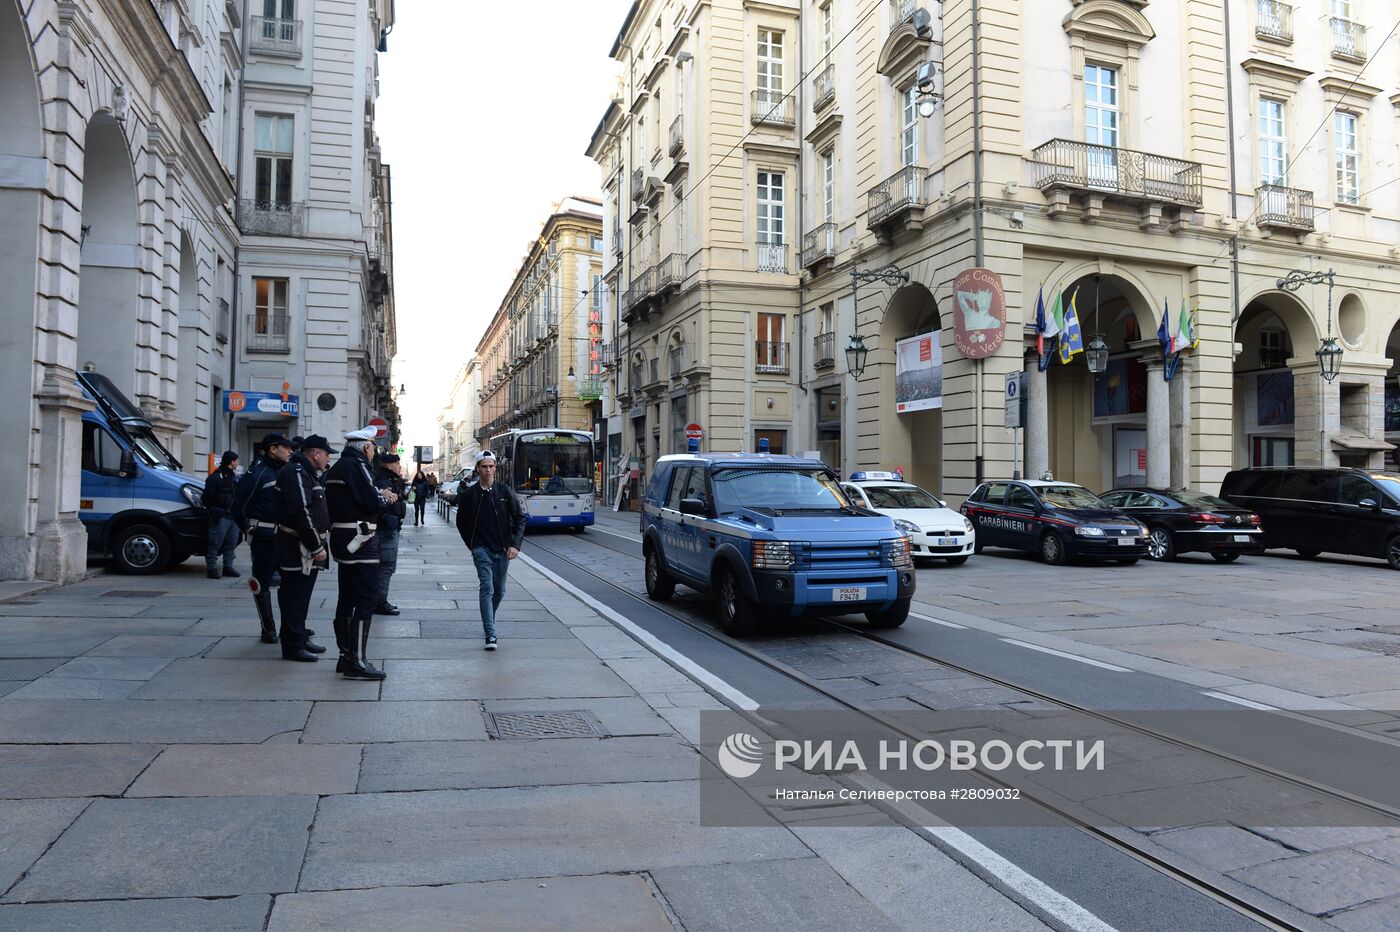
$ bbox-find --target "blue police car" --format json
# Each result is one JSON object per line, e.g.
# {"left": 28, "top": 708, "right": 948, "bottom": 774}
{"left": 640, "top": 452, "right": 916, "bottom": 635}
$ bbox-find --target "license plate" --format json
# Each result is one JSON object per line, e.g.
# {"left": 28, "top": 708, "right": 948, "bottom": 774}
{"left": 1117, "top": 537, "right": 1136, "bottom": 546}
{"left": 834, "top": 587, "right": 867, "bottom": 602}
{"left": 936, "top": 537, "right": 958, "bottom": 547}
{"left": 548, "top": 516, "right": 561, "bottom": 522}
{"left": 1233, "top": 534, "right": 1250, "bottom": 543}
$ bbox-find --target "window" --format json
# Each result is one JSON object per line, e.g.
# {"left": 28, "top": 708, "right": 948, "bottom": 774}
{"left": 757, "top": 28, "right": 784, "bottom": 93}
{"left": 1084, "top": 64, "right": 1119, "bottom": 185}
{"left": 674, "top": 192, "right": 685, "bottom": 255}
{"left": 1259, "top": 97, "right": 1286, "bottom": 184}
{"left": 1259, "top": 329, "right": 1287, "bottom": 369}
{"left": 822, "top": 150, "right": 835, "bottom": 222}
{"left": 591, "top": 273, "right": 603, "bottom": 312}
{"left": 589, "top": 235, "right": 603, "bottom": 252}
{"left": 1335, "top": 111, "right": 1359, "bottom": 204}
{"left": 670, "top": 394, "right": 689, "bottom": 453}
{"left": 254, "top": 114, "right": 294, "bottom": 208}
{"left": 902, "top": 86, "right": 920, "bottom": 167}
{"left": 1006, "top": 485, "right": 1036, "bottom": 510}
{"left": 981, "top": 482, "right": 1009, "bottom": 505}
{"left": 263, "top": 0, "right": 294, "bottom": 19}
{"left": 756, "top": 312, "right": 785, "bottom": 369}
{"left": 757, "top": 171, "right": 784, "bottom": 244}
{"left": 665, "top": 465, "right": 692, "bottom": 510}
{"left": 82, "top": 423, "right": 125, "bottom": 475}
{"left": 253, "top": 276, "right": 288, "bottom": 333}
{"left": 820, "top": 3, "right": 834, "bottom": 59}
{"left": 675, "top": 61, "right": 685, "bottom": 118}
{"left": 752, "top": 429, "right": 787, "bottom": 455}
{"left": 819, "top": 302, "right": 834, "bottom": 335}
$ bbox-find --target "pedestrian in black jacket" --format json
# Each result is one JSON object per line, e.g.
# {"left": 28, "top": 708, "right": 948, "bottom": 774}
{"left": 410, "top": 470, "right": 430, "bottom": 525}
{"left": 454, "top": 450, "right": 526, "bottom": 650}
{"left": 233, "top": 433, "right": 296, "bottom": 644}
{"left": 373, "top": 453, "right": 408, "bottom": 615}
{"left": 274, "top": 438, "right": 333, "bottom": 662}
{"left": 324, "top": 427, "right": 398, "bottom": 680}
{"left": 204, "top": 451, "right": 241, "bottom": 579}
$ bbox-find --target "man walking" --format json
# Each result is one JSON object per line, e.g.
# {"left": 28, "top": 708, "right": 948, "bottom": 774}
{"left": 274, "top": 435, "right": 333, "bottom": 662}
{"left": 233, "top": 433, "right": 307, "bottom": 645}
{"left": 204, "top": 451, "right": 241, "bottom": 579}
{"left": 373, "top": 452, "right": 407, "bottom": 616}
{"left": 454, "top": 450, "right": 525, "bottom": 650}
{"left": 325, "top": 427, "right": 397, "bottom": 680}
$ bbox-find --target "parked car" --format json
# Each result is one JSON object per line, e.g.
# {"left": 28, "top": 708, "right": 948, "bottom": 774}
{"left": 640, "top": 453, "right": 916, "bottom": 635}
{"left": 1220, "top": 467, "right": 1400, "bottom": 570}
{"left": 438, "top": 467, "right": 472, "bottom": 505}
{"left": 961, "top": 479, "right": 1148, "bottom": 565}
{"left": 840, "top": 471, "right": 975, "bottom": 565}
{"left": 1099, "top": 488, "right": 1263, "bottom": 562}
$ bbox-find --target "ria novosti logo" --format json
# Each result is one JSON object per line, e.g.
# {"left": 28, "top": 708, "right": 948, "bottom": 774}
{"left": 717, "top": 733, "right": 764, "bottom": 778}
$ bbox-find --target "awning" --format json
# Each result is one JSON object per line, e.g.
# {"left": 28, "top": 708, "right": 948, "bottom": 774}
{"left": 1329, "top": 432, "right": 1396, "bottom": 453}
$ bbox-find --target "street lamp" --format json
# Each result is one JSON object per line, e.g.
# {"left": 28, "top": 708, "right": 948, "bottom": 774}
{"left": 845, "top": 334, "right": 870, "bottom": 380}
{"left": 1085, "top": 275, "right": 1109, "bottom": 376}
{"left": 847, "top": 264, "right": 911, "bottom": 381}
{"left": 1277, "top": 268, "right": 1342, "bottom": 382}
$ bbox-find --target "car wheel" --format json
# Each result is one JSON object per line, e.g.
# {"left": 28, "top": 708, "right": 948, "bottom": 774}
{"left": 715, "top": 565, "right": 761, "bottom": 637}
{"left": 1212, "top": 552, "right": 1240, "bottom": 563}
{"left": 1295, "top": 548, "right": 1321, "bottom": 559}
{"left": 945, "top": 555, "right": 969, "bottom": 566}
{"left": 1040, "top": 532, "right": 1066, "bottom": 566}
{"left": 1386, "top": 535, "right": 1400, "bottom": 571}
{"left": 643, "top": 545, "right": 675, "bottom": 601}
{"left": 112, "top": 524, "right": 170, "bottom": 575}
{"left": 867, "top": 598, "right": 910, "bottom": 629}
{"left": 1145, "top": 527, "right": 1175, "bottom": 561}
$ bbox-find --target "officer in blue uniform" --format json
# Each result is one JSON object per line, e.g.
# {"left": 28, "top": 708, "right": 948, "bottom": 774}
{"left": 325, "top": 427, "right": 398, "bottom": 680}
{"left": 274, "top": 435, "right": 334, "bottom": 662}
{"left": 233, "top": 433, "right": 308, "bottom": 645}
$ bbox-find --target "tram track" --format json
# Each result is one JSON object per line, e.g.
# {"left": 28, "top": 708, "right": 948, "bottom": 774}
{"left": 527, "top": 530, "right": 1384, "bottom": 932}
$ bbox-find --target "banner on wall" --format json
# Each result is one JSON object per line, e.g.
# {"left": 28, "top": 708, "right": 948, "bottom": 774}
{"left": 895, "top": 333, "right": 943, "bottom": 414}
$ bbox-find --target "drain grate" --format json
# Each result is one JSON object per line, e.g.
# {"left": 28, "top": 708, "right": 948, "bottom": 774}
{"left": 0, "top": 658, "right": 68, "bottom": 681}
{"left": 484, "top": 710, "right": 605, "bottom": 739}
{"left": 101, "top": 590, "right": 166, "bottom": 598}
{"left": 1350, "top": 640, "right": 1400, "bottom": 658}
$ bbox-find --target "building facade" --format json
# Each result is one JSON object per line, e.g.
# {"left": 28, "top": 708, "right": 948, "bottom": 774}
{"left": 438, "top": 356, "right": 482, "bottom": 474}
{"left": 590, "top": 0, "right": 1400, "bottom": 503}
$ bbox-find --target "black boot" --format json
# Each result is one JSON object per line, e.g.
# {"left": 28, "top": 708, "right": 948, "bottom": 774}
{"left": 342, "top": 618, "right": 385, "bottom": 680}
{"left": 336, "top": 650, "right": 352, "bottom": 674}
{"left": 373, "top": 602, "right": 400, "bottom": 616}
{"left": 255, "top": 592, "right": 278, "bottom": 644}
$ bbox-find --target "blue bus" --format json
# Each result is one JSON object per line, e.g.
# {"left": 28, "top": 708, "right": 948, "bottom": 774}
{"left": 489, "top": 428, "right": 596, "bottom": 530}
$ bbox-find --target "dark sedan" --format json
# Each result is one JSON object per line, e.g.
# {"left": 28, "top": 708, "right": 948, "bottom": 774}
{"left": 961, "top": 480, "right": 1148, "bottom": 565}
{"left": 1099, "top": 488, "right": 1263, "bottom": 562}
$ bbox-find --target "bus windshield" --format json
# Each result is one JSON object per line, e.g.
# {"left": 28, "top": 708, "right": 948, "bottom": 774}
{"left": 513, "top": 434, "right": 594, "bottom": 496}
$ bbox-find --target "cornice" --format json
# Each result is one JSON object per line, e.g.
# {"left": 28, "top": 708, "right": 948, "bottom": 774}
{"left": 1318, "top": 75, "right": 1383, "bottom": 103}
{"left": 1239, "top": 57, "right": 1312, "bottom": 86}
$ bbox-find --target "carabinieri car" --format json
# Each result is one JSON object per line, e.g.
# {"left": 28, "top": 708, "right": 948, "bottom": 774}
{"left": 961, "top": 479, "right": 1149, "bottom": 565}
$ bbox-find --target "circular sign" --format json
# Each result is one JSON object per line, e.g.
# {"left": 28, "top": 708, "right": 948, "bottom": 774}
{"left": 684, "top": 423, "right": 703, "bottom": 441}
{"left": 227, "top": 391, "right": 246, "bottom": 413}
{"left": 317, "top": 392, "right": 336, "bottom": 412}
{"left": 368, "top": 417, "right": 388, "bottom": 439}
{"left": 952, "top": 267, "right": 1007, "bottom": 360}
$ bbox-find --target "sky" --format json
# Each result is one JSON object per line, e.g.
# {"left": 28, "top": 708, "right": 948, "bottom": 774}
{"left": 376, "top": 0, "right": 634, "bottom": 455}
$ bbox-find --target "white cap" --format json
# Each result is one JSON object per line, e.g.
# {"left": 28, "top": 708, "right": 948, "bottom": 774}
{"left": 345, "top": 427, "right": 377, "bottom": 442}
{"left": 475, "top": 450, "right": 496, "bottom": 464}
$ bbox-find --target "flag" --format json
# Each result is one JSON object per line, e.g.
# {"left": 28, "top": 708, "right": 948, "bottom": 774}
{"left": 1176, "top": 300, "right": 1198, "bottom": 352}
{"left": 1058, "top": 287, "right": 1084, "bottom": 363}
{"left": 1034, "top": 287, "right": 1059, "bottom": 371}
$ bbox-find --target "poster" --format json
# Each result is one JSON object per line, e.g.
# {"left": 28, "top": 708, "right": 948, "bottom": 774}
{"left": 1386, "top": 378, "right": 1400, "bottom": 432}
{"left": 1257, "top": 371, "right": 1295, "bottom": 427}
{"left": 1092, "top": 356, "right": 1148, "bottom": 419}
{"left": 951, "top": 267, "right": 1006, "bottom": 359}
{"left": 895, "top": 333, "right": 943, "bottom": 413}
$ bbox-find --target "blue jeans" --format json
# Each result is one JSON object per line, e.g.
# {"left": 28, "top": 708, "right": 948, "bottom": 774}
{"left": 206, "top": 513, "right": 239, "bottom": 572}
{"left": 377, "top": 522, "right": 400, "bottom": 603}
{"left": 471, "top": 546, "right": 509, "bottom": 638}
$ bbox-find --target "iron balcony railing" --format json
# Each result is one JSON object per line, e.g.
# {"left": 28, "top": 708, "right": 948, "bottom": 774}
{"left": 669, "top": 346, "right": 684, "bottom": 380}
{"left": 1255, "top": 1, "right": 1291, "bottom": 42}
{"left": 812, "top": 63, "right": 836, "bottom": 111}
{"left": 893, "top": 0, "right": 918, "bottom": 24}
{"left": 669, "top": 114, "right": 684, "bottom": 156}
{"left": 631, "top": 168, "right": 645, "bottom": 200}
{"left": 216, "top": 298, "right": 230, "bottom": 344}
{"left": 653, "top": 253, "right": 683, "bottom": 293}
{"left": 249, "top": 16, "right": 302, "bottom": 56}
{"left": 757, "top": 241, "right": 788, "bottom": 273}
{"left": 800, "top": 222, "right": 836, "bottom": 268}
{"left": 755, "top": 341, "right": 790, "bottom": 375}
{"left": 813, "top": 332, "right": 836, "bottom": 368}
{"left": 239, "top": 199, "right": 304, "bottom": 236}
{"left": 1331, "top": 17, "right": 1365, "bottom": 60}
{"left": 1256, "top": 183, "right": 1315, "bottom": 231}
{"left": 867, "top": 165, "right": 928, "bottom": 224}
{"left": 630, "top": 264, "right": 654, "bottom": 299}
{"left": 246, "top": 314, "right": 290, "bottom": 353}
{"left": 1031, "top": 139, "right": 1203, "bottom": 207}
{"left": 751, "top": 88, "right": 795, "bottom": 126}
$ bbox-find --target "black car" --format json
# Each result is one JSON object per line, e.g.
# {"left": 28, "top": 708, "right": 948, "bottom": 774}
{"left": 961, "top": 480, "right": 1148, "bottom": 565}
{"left": 1221, "top": 467, "right": 1400, "bottom": 570}
{"left": 1099, "top": 488, "right": 1263, "bottom": 563}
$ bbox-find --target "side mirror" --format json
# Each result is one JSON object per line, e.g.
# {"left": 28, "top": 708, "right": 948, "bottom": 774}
{"left": 118, "top": 449, "right": 136, "bottom": 478}
{"left": 1358, "top": 498, "right": 1380, "bottom": 512}
{"left": 679, "top": 497, "right": 706, "bottom": 516}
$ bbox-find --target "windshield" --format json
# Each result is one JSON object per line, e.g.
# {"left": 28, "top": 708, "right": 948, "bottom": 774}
{"left": 513, "top": 435, "right": 594, "bottom": 495}
{"left": 1172, "top": 491, "right": 1238, "bottom": 511}
{"left": 711, "top": 468, "right": 850, "bottom": 513}
{"left": 128, "top": 426, "right": 181, "bottom": 472}
{"left": 864, "top": 485, "right": 942, "bottom": 509}
{"left": 1037, "top": 486, "right": 1106, "bottom": 510}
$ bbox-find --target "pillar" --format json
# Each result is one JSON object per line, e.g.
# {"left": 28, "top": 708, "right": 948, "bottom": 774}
{"left": 1169, "top": 356, "right": 1191, "bottom": 489}
{"left": 33, "top": 367, "right": 95, "bottom": 582}
{"left": 1143, "top": 357, "right": 1170, "bottom": 488}
{"left": 1025, "top": 352, "right": 1049, "bottom": 481}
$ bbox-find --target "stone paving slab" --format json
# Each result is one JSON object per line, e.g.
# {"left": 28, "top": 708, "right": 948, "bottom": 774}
{"left": 0, "top": 799, "right": 89, "bottom": 895}
{"left": 419, "top": 619, "right": 573, "bottom": 639}
{"left": 49, "top": 656, "right": 173, "bottom": 680}
{"left": 6, "top": 678, "right": 143, "bottom": 700}
{"left": 131, "top": 659, "right": 381, "bottom": 701}
{"left": 298, "top": 781, "right": 807, "bottom": 891}
{"left": 1146, "top": 824, "right": 1295, "bottom": 873}
{"left": 6, "top": 796, "right": 318, "bottom": 902}
{"left": 481, "top": 697, "right": 674, "bottom": 737}
{"left": 302, "top": 700, "right": 488, "bottom": 743}
{"left": 0, "top": 635, "right": 124, "bottom": 658}
{"left": 81, "top": 635, "right": 219, "bottom": 657}
{"left": 1327, "top": 895, "right": 1400, "bottom": 932}
{"left": 0, "top": 699, "right": 311, "bottom": 744}
{"left": 1227, "top": 848, "right": 1400, "bottom": 915}
{"left": 266, "top": 875, "right": 672, "bottom": 932}
{"left": 377, "top": 657, "right": 633, "bottom": 700}
{"left": 0, "top": 895, "right": 270, "bottom": 932}
{"left": 0, "top": 745, "right": 159, "bottom": 799}
{"left": 128, "top": 744, "right": 363, "bottom": 798}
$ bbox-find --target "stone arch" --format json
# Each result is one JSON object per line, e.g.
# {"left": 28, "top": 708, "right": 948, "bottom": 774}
{"left": 871, "top": 282, "right": 943, "bottom": 491}
{"left": 1232, "top": 289, "right": 1320, "bottom": 468}
{"left": 77, "top": 111, "right": 142, "bottom": 397}
{"left": 1045, "top": 260, "right": 1160, "bottom": 341}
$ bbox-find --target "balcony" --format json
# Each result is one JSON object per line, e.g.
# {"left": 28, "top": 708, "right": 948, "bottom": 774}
{"left": 866, "top": 165, "right": 928, "bottom": 241}
{"left": 755, "top": 341, "right": 790, "bottom": 375}
{"left": 892, "top": 0, "right": 918, "bottom": 24}
{"left": 800, "top": 222, "right": 837, "bottom": 271}
{"left": 1031, "top": 139, "right": 1202, "bottom": 225}
{"left": 1255, "top": 183, "right": 1315, "bottom": 235}
{"left": 578, "top": 378, "right": 604, "bottom": 401}
{"left": 668, "top": 346, "right": 684, "bottom": 381}
{"left": 249, "top": 16, "right": 302, "bottom": 57}
{"left": 813, "top": 331, "right": 836, "bottom": 369}
{"left": 1255, "top": 1, "right": 1291, "bottom": 43}
{"left": 1331, "top": 18, "right": 1365, "bottom": 62}
{"left": 811, "top": 63, "right": 836, "bottom": 111}
{"left": 751, "top": 89, "right": 795, "bottom": 127}
{"left": 239, "top": 199, "right": 304, "bottom": 237}
{"left": 652, "top": 252, "right": 683, "bottom": 300}
{"left": 629, "top": 264, "right": 654, "bottom": 303}
{"left": 215, "top": 298, "right": 229, "bottom": 345}
{"left": 756, "top": 241, "right": 788, "bottom": 273}
{"left": 630, "top": 168, "right": 645, "bottom": 201}
{"left": 246, "top": 314, "right": 290, "bottom": 354}
{"left": 669, "top": 114, "right": 684, "bottom": 156}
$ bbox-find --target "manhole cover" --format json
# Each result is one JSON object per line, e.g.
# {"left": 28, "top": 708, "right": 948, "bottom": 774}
{"left": 0, "top": 658, "right": 68, "bottom": 681}
{"left": 1350, "top": 640, "right": 1400, "bottom": 658}
{"left": 438, "top": 583, "right": 477, "bottom": 591}
{"left": 102, "top": 590, "right": 165, "bottom": 598}
{"left": 483, "top": 711, "right": 605, "bottom": 739}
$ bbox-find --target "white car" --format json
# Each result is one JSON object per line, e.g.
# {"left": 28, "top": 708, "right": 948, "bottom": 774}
{"left": 841, "top": 472, "right": 976, "bottom": 565}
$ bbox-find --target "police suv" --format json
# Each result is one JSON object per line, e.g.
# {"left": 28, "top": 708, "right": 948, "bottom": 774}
{"left": 961, "top": 479, "right": 1149, "bottom": 565}
{"left": 640, "top": 453, "right": 916, "bottom": 636}
{"left": 840, "top": 471, "right": 976, "bottom": 565}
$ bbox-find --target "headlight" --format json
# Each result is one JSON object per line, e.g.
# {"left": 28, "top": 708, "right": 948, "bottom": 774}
{"left": 181, "top": 485, "right": 203, "bottom": 508}
{"left": 752, "top": 540, "right": 795, "bottom": 570}
{"left": 1135, "top": 522, "right": 1149, "bottom": 534}
{"left": 962, "top": 516, "right": 974, "bottom": 533}
{"left": 893, "top": 518, "right": 921, "bottom": 535}
{"left": 1074, "top": 526, "right": 1105, "bottom": 537}
{"left": 886, "top": 537, "right": 912, "bottom": 567}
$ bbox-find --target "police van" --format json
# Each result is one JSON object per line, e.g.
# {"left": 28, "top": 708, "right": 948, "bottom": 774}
{"left": 640, "top": 451, "right": 916, "bottom": 636}
{"left": 77, "top": 372, "right": 210, "bottom": 574}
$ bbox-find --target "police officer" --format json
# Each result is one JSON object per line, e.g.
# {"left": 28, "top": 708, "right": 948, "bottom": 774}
{"left": 324, "top": 427, "right": 398, "bottom": 680}
{"left": 274, "top": 435, "right": 333, "bottom": 662}
{"left": 232, "top": 433, "right": 311, "bottom": 646}
{"left": 373, "top": 452, "right": 407, "bottom": 616}
{"left": 203, "top": 451, "right": 241, "bottom": 579}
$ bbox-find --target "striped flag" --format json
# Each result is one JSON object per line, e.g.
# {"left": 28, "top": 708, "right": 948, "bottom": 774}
{"left": 1058, "top": 287, "right": 1084, "bottom": 364}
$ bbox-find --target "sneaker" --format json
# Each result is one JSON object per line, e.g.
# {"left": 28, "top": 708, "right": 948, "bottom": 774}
{"left": 484, "top": 636, "right": 498, "bottom": 651}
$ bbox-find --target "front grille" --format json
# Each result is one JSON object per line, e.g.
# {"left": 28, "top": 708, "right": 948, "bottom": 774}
{"left": 924, "top": 545, "right": 964, "bottom": 554}
{"left": 797, "top": 542, "right": 885, "bottom": 571}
